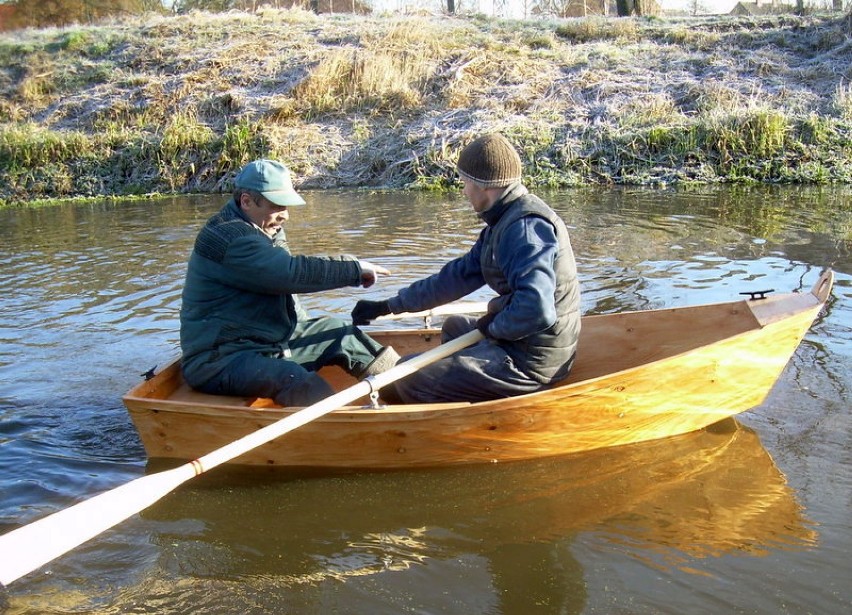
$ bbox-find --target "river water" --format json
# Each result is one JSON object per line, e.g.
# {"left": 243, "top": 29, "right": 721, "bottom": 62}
{"left": 0, "top": 186, "right": 849, "bottom": 614}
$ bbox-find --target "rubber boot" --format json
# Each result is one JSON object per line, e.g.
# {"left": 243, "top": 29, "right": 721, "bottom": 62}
{"left": 361, "top": 346, "right": 401, "bottom": 377}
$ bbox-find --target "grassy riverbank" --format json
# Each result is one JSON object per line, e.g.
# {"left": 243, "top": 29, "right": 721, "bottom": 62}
{"left": 1, "top": 8, "right": 851, "bottom": 205}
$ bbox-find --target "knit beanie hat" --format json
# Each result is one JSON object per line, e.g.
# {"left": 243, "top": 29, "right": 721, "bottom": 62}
{"left": 457, "top": 133, "right": 522, "bottom": 188}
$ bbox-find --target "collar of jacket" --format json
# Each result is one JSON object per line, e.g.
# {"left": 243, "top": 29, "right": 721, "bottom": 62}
{"left": 225, "top": 197, "right": 252, "bottom": 224}
{"left": 478, "top": 181, "right": 528, "bottom": 226}
{"left": 225, "top": 197, "right": 286, "bottom": 242}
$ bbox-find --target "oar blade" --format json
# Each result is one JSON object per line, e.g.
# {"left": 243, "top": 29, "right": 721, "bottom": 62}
{"left": 0, "top": 327, "right": 485, "bottom": 586}
{"left": 0, "top": 464, "right": 195, "bottom": 586}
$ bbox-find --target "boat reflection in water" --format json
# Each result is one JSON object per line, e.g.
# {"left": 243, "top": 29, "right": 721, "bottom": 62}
{"left": 134, "top": 419, "right": 816, "bottom": 612}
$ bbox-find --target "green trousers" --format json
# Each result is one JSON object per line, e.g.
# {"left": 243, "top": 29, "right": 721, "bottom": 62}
{"left": 195, "top": 316, "right": 383, "bottom": 407}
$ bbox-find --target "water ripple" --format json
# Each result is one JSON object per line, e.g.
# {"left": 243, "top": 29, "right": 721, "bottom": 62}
{"left": 0, "top": 187, "right": 849, "bottom": 614}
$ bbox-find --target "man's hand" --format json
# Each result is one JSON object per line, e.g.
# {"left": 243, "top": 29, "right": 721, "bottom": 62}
{"left": 351, "top": 299, "right": 392, "bottom": 325}
{"left": 358, "top": 260, "right": 390, "bottom": 288}
{"left": 476, "top": 312, "right": 496, "bottom": 339}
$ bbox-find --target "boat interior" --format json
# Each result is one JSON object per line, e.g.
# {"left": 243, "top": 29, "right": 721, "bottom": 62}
{"left": 130, "top": 298, "right": 773, "bottom": 409}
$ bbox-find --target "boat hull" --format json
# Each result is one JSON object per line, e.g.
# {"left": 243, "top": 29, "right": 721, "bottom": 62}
{"left": 124, "top": 271, "right": 833, "bottom": 469}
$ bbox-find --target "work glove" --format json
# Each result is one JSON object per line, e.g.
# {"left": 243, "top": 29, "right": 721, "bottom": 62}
{"left": 476, "top": 312, "right": 496, "bottom": 339}
{"left": 352, "top": 299, "right": 392, "bottom": 325}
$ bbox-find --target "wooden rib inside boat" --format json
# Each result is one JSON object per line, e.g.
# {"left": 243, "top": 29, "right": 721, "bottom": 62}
{"left": 123, "top": 270, "right": 834, "bottom": 469}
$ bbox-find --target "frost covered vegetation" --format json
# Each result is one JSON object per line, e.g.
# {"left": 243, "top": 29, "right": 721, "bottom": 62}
{"left": 0, "top": 8, "right": 851, "bottom": 204}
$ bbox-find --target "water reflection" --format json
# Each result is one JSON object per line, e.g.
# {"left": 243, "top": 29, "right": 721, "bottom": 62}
{"left": 71, "top": 420, "right": 810, "bottom": 614}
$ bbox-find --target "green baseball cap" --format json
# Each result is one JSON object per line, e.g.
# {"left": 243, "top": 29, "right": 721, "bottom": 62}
{"left": 234, "top": 159, "right": 306, "bottom": 206}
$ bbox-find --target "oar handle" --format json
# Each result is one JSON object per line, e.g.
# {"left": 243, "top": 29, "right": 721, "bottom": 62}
{"left": 367, "top": 329, "right": 483, "bottom": 391}
{"left": 0, "top": 329, "right": 484, "bottom": 586}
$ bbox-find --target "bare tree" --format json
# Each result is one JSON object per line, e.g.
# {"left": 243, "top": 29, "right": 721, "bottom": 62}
{"left": 615, "top": 0, "right": 659, "bottom": 16}
{"left": 615, "top": 0, "right": 634, "bottom": 16}
{"left": 687, "top": 0, "right": 707, "bottom": 15}
{"left": 518, "top": 0, "right": 536, "bottom": 18}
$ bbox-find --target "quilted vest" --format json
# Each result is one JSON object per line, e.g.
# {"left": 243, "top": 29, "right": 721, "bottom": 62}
{"left": 480, "top": 192, "right": 581, "bottom": 383}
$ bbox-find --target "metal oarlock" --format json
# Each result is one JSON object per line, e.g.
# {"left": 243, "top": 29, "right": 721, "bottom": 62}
{"left": 362, "top": 375, "right": 384, "bottom": 408}
{"left": 367, "top": 389, "right": 383, "bottom": 409}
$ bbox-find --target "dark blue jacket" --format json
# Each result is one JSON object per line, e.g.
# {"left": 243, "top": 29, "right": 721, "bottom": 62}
{"left": 388, "top": 183, "right": 580, "bottom": 383}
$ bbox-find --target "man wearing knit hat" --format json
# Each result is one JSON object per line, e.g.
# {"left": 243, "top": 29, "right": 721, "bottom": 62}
{"left": 180, "top": 159, "right": 400, "bottom": 408}
{"left": 351, "top": 134, "right": 581, "bottom": 403}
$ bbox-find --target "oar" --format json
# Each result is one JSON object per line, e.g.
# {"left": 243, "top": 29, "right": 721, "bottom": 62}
{"left": 0, "top": 328, "right": 484, "bottom": 586}
{"left": 374, "top": 301, "right": 488, "bottom": 323}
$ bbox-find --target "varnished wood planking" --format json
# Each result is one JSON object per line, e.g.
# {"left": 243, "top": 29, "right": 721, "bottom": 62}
{"left": 124, "top": 270, "right": 833, "bottom": 469}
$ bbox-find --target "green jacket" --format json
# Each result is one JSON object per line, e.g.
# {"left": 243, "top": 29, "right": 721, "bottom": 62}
{"left": 179, "top": 198, "right": 362, "bottom": 387}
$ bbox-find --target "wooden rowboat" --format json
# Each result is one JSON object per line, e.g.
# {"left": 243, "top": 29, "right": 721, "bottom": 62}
{"left": 123, "top": 270, "right": 834, "bottom": 470}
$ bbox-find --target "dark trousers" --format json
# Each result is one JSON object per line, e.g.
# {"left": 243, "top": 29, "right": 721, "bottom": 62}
{"left": 393, "top": 315, "right": 543, "bottom": 403}
{"left": 198, "top": 316, "right": 383, "bottom": 407}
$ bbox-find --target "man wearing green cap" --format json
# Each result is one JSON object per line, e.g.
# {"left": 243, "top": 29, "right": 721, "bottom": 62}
{"left": 351, "top": 133, "right": 581, "bottom": 403}
{"left": 180, "top": 159, "right": 399, "bottom": 407}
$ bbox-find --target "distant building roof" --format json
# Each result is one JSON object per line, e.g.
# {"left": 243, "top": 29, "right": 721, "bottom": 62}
{"left": 729, "top": 1, "right": 795, "bottom": 16}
